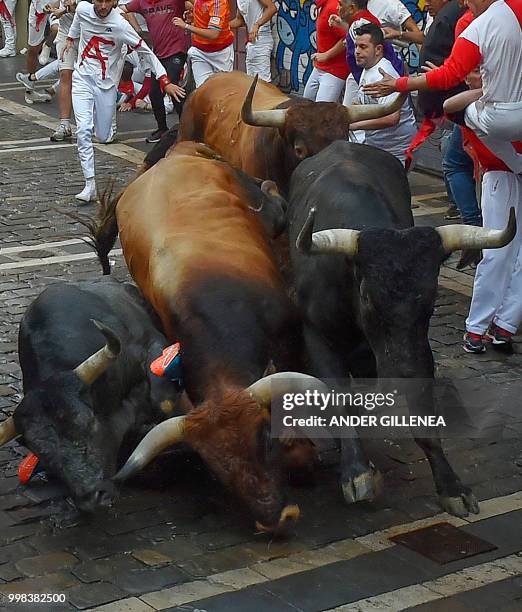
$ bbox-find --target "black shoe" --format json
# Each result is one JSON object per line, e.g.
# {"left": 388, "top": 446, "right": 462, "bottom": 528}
{"left": 462, "top": 332, "right": 486, "bottom": 354}
{"left": 444, "top": 205, "right": 461, "bottom": 220}
{"left": 146, "top": 128, "right": 168, "bottom": 144}
{"left": 485, "top": 323, "right": 514, "bottom": 353}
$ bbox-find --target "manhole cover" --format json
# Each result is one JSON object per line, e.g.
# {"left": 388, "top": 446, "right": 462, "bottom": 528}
{"left": 389, "top": 522, "right": 497, "bottom": 564}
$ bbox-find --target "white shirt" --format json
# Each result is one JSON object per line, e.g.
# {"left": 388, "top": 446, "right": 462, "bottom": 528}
{"left": 68, "top": 1, "right": 166, "bottom": 89}
{"left": 236, "top": 0, "right": 271, "bottom": 39}
{"left": 357, "top": 57, "right": 417, "bottom": 163}
{"left": 368, "top": 0, "right": 412, "bottom": 29}
{"left": 58, "top": 1, "right": 75, "bottom": 35}
{"left": 460, "top": 0, "right": 522, "bottom": 104}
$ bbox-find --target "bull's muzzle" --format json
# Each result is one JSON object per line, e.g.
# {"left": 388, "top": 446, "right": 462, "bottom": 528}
{"left": 255, "top": 504, "right": 301, "bottom": 535}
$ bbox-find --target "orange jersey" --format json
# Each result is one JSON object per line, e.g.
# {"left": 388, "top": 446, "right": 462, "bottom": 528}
{"left": 192, "top": 0, "right": 234, "bottom": 52}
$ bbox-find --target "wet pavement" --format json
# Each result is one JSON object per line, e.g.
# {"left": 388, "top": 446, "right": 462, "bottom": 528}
{"left": 0, "top": 55, "right": 521, "bottom": 611}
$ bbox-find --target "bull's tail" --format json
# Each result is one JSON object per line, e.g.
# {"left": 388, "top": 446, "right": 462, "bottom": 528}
{"left": 63, "top": 183, "right": 120, "bottom": 275}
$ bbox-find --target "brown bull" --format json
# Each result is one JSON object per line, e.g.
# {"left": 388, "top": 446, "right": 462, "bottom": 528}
{"left": 110, "top": 141, "right": 318, "bottom": 532}
{"left": 178, "top": 71, "right": 405, "bottom": 193}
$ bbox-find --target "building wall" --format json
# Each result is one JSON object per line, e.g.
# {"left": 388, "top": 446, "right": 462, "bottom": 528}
{"left": 270, "top": 0, "right": 429, "bottom": 93}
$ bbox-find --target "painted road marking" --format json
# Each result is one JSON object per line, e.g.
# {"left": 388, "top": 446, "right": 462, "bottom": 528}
{"left": 0, "top": 250, "right": 123, "bottom": 271}
{"left": 89, "top": 491, "right": 522, "bottom": 611}
{"left": 327, "top": 554, "right": 522, "bottom": 611}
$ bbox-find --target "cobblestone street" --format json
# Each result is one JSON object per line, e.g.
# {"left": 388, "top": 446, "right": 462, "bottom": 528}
{"left": 0, "top": 58, "right": 521, "bottom": 612}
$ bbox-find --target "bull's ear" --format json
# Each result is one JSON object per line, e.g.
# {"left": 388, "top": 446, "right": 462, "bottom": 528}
{"left": 293, "top": 140, "right": 308, "bottom": 161}
{"left": 253, "top": 183, "right": 288, "bottom": 239}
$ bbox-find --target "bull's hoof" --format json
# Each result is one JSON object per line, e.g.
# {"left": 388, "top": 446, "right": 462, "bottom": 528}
{"left": 342, "top": 464, "right": 383, "bottom": 504}
{"left": 439, "top": 492, "right": 480, "bottom": 517}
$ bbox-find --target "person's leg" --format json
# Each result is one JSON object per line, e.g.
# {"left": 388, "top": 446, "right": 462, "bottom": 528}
{"left": 442, "top": 125, "right": 482, "bottom": 226}
{"left": 94, "top": 86, "right": 117, "bottom": 144}
{"left": 189, "top": 47, "right": 218, "bottom": 88}
{"left": 72, "top": 75, "right": 97, "bottom": 201}
{"left": 39, "top": 20, "right": 58, "bottom": 65}
{"left": 149, "top": 57, "right": 168, "bottom": 135}
{"left": 303, "top": 67, "right": 321, "bottom": 101}
{"left": 26, "top": 6, "right": 47, "bottom": 74}
{"left": 465, "top": 101, "right": 522, "bottom": 174}
{"left": 465, "top": 172, "right": 516, "bottom": 347}
{"left": 0, "top": 0, "right": 17, "bottom": 57}
{"left": 490, "top": 174, "right": 522, "bottom": 337}
{"left": 316, "top": 71, "right": 345, "bottom": 103}
{"left": 245, "top": 39, "right": 272, "bottom": 82}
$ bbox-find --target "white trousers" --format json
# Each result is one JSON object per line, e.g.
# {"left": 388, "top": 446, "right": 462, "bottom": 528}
{"left": 0, "top": 0, "right": 17, "bottom": 53}
{"left": 303, "top": 67, "right": 345, "bottom": 103}
{"left": 72, "top": 74, "right": 116, "bottom": 180}
{"left": 187, "top": 44, "right": 234, "bottom": 88}
{"left": 465, "top": 100, "right": 522, "bottom": 174}
{"left": 245, "top": 35, "right": 272, "bottom": 82}
{"left": 466, "top": 171, "right": 522, "bottom": 335}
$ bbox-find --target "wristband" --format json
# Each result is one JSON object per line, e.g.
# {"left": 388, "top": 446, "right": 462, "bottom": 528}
{"left": 395, "top": 76, "right": 409, "bottom": 93}
{"left": 158, "top": 75, "right": 171, "bottom": 93}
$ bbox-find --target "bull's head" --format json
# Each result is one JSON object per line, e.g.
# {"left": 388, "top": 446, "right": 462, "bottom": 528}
{"left": 0, "top": 321, "right": 120, "bottom": 511}
{"left": 113, "top": 372, "right": 322, "bottom": 533}
{"left": 242, "top": 75, "right": 406, "bottom": 167}
{"left": 297, "top": 207, "right": 516, "bottom": 377}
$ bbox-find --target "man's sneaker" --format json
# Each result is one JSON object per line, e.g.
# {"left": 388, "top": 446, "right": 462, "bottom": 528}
{"left": 75, "top": 182, "right": 97, "bottom": 203}
{"left": 16, "top": 72, "right": 35, "bottom": 90}
{"left": 463, "top": 332, "right": 486, "bottom": 354}
{"left": 24, "top": 90, "right": 52, "bottom": 105}
{"left": 485, "top": 323, "right": 514, "bottom": 352}
{"left": 444, "top": 205, "right": 461, "bottom": 220}
{"left": 145, "top": 128, "right": 168, "bottom": 143}
{"left": 50, "top": 124, "right": 72, "bottom": 142}
{"left": 0, "top": 46, "right": 16, "bottom": 57}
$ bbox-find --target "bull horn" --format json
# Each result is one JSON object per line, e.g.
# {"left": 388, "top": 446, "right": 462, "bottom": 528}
{"left": 241, "top": 75, "right": 288, "bottom": 128}
{"left": 0, "top": 417, "right": 16, "bottom": 447}
{"left": 297, "top": 209, "right": 360, "bottom": 257}
{"left": 246, "top": 372, "right": 328, "bottom": 410}
{"left": 74, "top": 319, "right": 121, "bottom": 385}
{"left": 436, "top": 207, "right": 516, "bottom": 253}
{"left": 113, "top": 415, "right": 186, "bottom": 482}
{"left": 343, "top": 93, "right": 407, "bottom": 124}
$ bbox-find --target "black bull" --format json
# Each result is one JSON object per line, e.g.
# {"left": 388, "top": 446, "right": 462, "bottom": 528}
{"left": 288, "top": 141, "right": 516, "bottom": 517}
{"left": 0, "top": 277, "right": 180, "bottom": 512}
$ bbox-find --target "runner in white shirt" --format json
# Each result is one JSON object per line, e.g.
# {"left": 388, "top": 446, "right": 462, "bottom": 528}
{"left": 363, "top": 0, "right": 522, "bottom": 173}
{"left": 349, "top": 23, "right": 416, "bottom": 165}
{"left": 230, "top": 0, "right": 276, "bottom": 82}
{"left": 367, "top": 0, "right": 424, "bottom": 44}
{"left": 62, "top": 0, "right": 185, "bottom": 202}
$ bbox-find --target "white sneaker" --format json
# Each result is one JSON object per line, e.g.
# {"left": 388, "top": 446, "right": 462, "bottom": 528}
{"left": 50, "top": 124, "right": 72, "bottom": 142}
{"left": 0, "top": 46, "right": 16, "bottom": 58}
{"left": 24, "top": 90, "right": 52, "bottom": 105}
{"left": 75, "top": 182, "right": 97, "bottom": 203}
{"left": 16, "top": 72, "right": 35, "bottom": 90}
{"left": 38, "top": 44, "right": 51, "bottom": 65}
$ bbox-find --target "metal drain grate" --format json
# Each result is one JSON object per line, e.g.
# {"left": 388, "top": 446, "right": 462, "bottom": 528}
{"left": 389, "top": 522, "right": 497, "bottom": 564}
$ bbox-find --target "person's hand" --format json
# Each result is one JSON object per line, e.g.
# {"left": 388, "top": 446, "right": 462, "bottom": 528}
{"left": 165, "top": 83, "right": 186, "bottom": 102}
{"left": 362, "top": 68, "right": 398, "bottom": 97}
{"left": 328, "top": 14, "right": 342, "bottom": 28}
{"left": 60, "top": 38, "right": 74, "bottom": 61}
{"left": 50, "top": 7, "right": 62, "bottom": 17}
{"left": 173, "top": 16, "right": 186, "bottom": 29}
{"left": 311, "top": 52, "right": 327, "bottom": 67}
{"left": 248, "top": 23, "right": 259, "bottom": 42}
{"left": 421, "top": 60, "right": 439, "bottom": 72}
{"left": 183, "top": 8, "right": 193, "bottom": 23}
{"left": 382, "top": 26, "right": 401, "bottom": 39}
{"left": 119, "top": 101, "right": 133, "bottom": 112}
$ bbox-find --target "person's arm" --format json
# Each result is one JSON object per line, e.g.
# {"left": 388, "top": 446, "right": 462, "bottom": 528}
{"left": 230, "top": 9, "right": 246, "bottom": 29}
{"left": 350, "top": 111, "right": 400, "bottom": 130}
{"left": 312, "top": 38, "right": 345, "bottom": 65}
{"left": 443, "top": 88, "right": 482, "bottom": 115}
{"left": 173, "top": 0, "right": 230, "bottom": 41}
{"left": 121, "top": 23, "right": 186, "bottom": 101}
{"left": 119, "top": 3, "right": 144, "bottom": 33}
{"left": 363, "top": 37, "right": 481, "bottom": 96}
{"left": 248, "top": 0, "right": 276, "bottom": 42}
{"left": 391, "top": 16, "right": 424, "bottom": 45}
{"left": 328, "top": 14, "right": 348, "bottom": 32}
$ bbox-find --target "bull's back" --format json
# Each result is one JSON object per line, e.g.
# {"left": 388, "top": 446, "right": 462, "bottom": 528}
{"left": 288, "top": 141, "right": 413, "bottom": 236}
{"left": 178, "top": 72, "right": 289, "bottom": 177}
{"left": 116, "top": 145, "right": 282, "bottom": 336}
